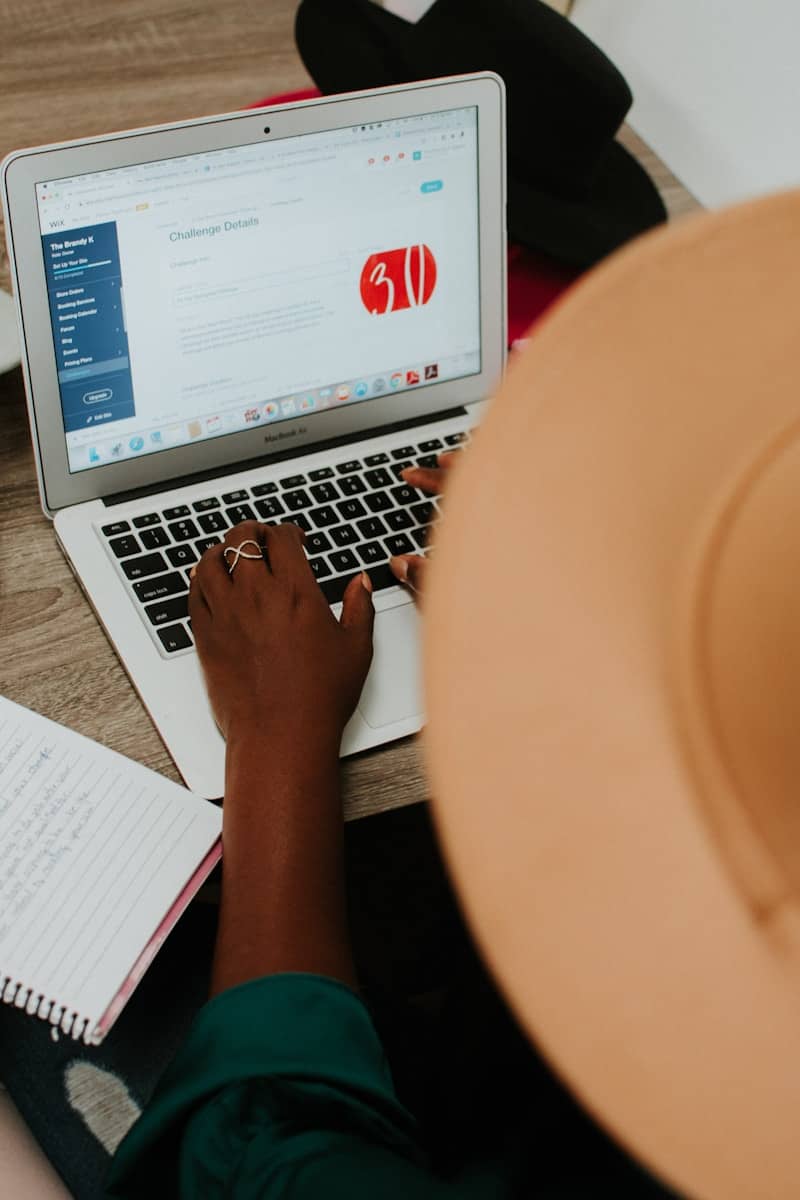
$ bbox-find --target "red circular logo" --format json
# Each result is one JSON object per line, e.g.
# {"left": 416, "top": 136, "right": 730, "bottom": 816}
{"left": 359, "top": 244, "right": 438, "bottom": 315}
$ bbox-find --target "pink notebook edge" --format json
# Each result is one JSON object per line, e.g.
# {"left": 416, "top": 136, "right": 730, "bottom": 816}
{"left": 88, "top": 839, "right": 223, "bottom": 1044}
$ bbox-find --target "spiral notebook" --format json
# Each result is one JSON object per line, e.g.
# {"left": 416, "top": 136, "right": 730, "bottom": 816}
{"left": 0, "top": 695, "right": 222, "bottom": 1044}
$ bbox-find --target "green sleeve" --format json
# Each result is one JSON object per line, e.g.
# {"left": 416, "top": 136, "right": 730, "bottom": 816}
{"left": 106, "top": 973, "right": 492, "bottom": 1199}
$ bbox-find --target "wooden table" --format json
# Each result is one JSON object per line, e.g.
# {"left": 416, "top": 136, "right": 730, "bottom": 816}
{"left": 0, "top": 0, "right": 698, "bottom": 819}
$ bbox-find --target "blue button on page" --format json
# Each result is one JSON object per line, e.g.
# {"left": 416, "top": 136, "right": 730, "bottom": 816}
{"left": 420, "top": 180, "right": 443, "bottom": 194}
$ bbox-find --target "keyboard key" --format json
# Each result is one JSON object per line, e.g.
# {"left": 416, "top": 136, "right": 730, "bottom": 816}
{"left": 365, "top": 563, "right": 397, "bottom": 593}
{"left": 364, "top": 467, "right": 392, "bottom": 489}
{"left": 385, "top": 533, "right": 415, "bottom": 556}
{"left": 321, "top": 559, "right": 395, "bottom": 600}
{"left": 364, "top": 491, "right": 393, "bottom": 514}
{"left": 410, "top": 501, "right": 434, "bottom": 525}
{"left": 132, "top": 513, "right": 160, "bottom": 529}
{"left": 225, "top": 504, "right": 256, "bottom": 525}
{"left": 391, "top": 445, "right": 416, "bottom": 459}
{"left": 321, "top": 561, "right": 393, "bottom": 600}
{"left": 195, "top": 536, "right": 221, "bottom": 555}
{"left": 357, "top": 541, "right": 384, "bottom": 566}
{"left": 255, "top": 496, "right": 285, "bottom": 519}
{"left": 319, "top": 575, "right": 350, "bottom": 606}
{"left": 285, "top": 513, "right": 311, "bottom": 533}
{"left": 310, "top": 481, "right": 339, "bottom": 504}
{"left": 319, "top": 565, "right": 395, "bottom": 604}
{"left": 385, "top": 508, "right": 414, "bottom": 532}
{"left": 364, "top": 452, "right": 389, "bottom": 466}
{"left": 251, "top": 481, "right": 278, "bottom": 497}
{"left": 306, "top": 531, "right": 332, "bottom": 555}
{"left": 308, "top": 556, "right": 332, "bottom": 581}
{"left": 390, "top": 485, "right": 418, "bottom": 507}
{"left": 419, "top": 438, "right": 443, "bottom": 453}
{"left": 157, "top": 623, "right": 193, "bottom": 654}
{"left": 121, "top": 551, "right": 168, "bottom": 580}
{"left": 308, "top": 467, "right": 334, "bottom": 481}
{"left": 417, "top": 454, "right": 439, "bottom": 469}
{"left": 101, "top": 520, "right": 130, "bottom": 537}
{"left": 391, "top": 461, "right": 413, "bottom": 480}
{"left": 357, "top": 516, "right": 387, "bottom": 540}
{"left": 169, "top": 518, "right": 200, "bottom": 542}
{"left": 198, "top": 510, "right": 227, "bottom": 534}
{"left": 283, "top": 489, "right": 312, "bottom": 511}
{"left": 310, "top": 505, "right": 339, "bottom": 528}
{"left": 330, "top": 523, "right": 359, "bottom": 547}
{"left": 338, "top": 475, "right": 366, "bottom": 497}
{"left": 336, "top": 460, "right": 362, "bottom": 475}
{"left": 279, "top": 474, "right": 306, "bottom": 489}
{"left": 166, "top": 544, "right": 198, "bottom": 569}
{"left": 132, "top": 572, "right": 187, "bottom": 604}
{"left": 412, "top": 526, "right": 430, "bottom": 548}
{"left": 222, "top": 489, "right": 249, "bottom": 504}
{"left": 145, "top": 594, "right": 189, "bottom": 626}
{"left": 140, "top": 526, "right": 170, "bottom": 550}
{"left": 337, "top": 498, "right": 366, "bottom": 521}
{"left": 193, "top": 496, "right": 221, "bottom": 512}
{"left": 445, "top": 432, "right": 468, "bottom": 445}
{"left": 163, "top": 505, "right": 190, "bottom": 520}
{"left": 330, "top": 549, "right": 359, "bottom": 574}
{"left": 109, "top": 534, "right": 141, "bottom": 559}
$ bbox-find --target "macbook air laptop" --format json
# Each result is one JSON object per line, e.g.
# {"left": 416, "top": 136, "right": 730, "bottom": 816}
{"left": 2, "top": 73, "right": 506, "bottom": 799}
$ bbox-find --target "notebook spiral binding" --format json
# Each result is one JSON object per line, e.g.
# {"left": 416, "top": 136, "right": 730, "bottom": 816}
{"left": 1, "top": 976, "right": 91, "bottom": 1041}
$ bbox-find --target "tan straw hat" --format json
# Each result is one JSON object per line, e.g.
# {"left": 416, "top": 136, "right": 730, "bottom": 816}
{"left": 424, "top": 189, "right": 800, "bottom": 1200}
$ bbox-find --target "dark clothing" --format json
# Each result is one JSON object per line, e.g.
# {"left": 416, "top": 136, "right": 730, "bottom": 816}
{"left": 0, "top": 804, "right": 679, "bottom": 1198}
{"left": 107, "top": 966, "right": 678, "bottom": 1198}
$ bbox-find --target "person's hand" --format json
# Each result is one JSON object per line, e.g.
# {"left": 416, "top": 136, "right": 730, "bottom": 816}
{"left": 389, "top": 451, "right": 459, "bottom": 600}
{"left": 189, "top": 521, "right": 374, "bottom": 754}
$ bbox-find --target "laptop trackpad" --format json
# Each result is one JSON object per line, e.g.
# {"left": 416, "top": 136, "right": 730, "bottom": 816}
{"left": 358, "top": 601, "right": 423, "bottom": 729}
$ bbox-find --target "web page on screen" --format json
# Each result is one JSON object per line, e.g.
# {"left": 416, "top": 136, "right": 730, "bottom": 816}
{"left": 36, "top": 106, "right": 481, "bottom": 474}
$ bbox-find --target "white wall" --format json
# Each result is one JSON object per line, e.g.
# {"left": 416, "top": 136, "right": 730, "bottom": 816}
{"left": 571, "top": 0, "right": 800, "bottom": 208}
{"left": 381, "top": 0, "right": 432, "bottom": 20}
{"left": 381, "top": 0, "right": 433, "bottom": 19}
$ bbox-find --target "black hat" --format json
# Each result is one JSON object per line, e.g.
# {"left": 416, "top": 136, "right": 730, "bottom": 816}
{"left": 295, "top": 0, "right": 667, "bottom": 266}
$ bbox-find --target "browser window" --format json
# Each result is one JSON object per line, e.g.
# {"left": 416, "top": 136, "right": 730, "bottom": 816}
{"left": 35, "top": 106, "right": 482, "bottom": 474}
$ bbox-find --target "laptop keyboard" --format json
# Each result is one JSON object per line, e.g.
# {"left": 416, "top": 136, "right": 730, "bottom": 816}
{"left": 97, "top": 431, "right": 469, "bottom": 656}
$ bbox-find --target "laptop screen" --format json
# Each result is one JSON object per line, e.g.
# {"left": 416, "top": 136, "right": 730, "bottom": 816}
{"left": 35, "top": 106, "right": 481, "bottom": 475}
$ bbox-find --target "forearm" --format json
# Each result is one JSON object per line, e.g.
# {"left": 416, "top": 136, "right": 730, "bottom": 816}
{"left": 210, "top": 729, "right": 357, "bottom": 997}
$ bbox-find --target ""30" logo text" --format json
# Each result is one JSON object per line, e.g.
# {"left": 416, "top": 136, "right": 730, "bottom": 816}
{"left": 360, "top": 244, "right": 437, "bottom": 315}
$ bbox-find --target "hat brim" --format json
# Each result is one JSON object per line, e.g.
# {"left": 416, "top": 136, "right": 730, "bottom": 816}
{"left": 508, "top": 138, "right": 666, "bottom": 267}
{"left": 424, "top": 192, "right": 800, "bottom": 1200}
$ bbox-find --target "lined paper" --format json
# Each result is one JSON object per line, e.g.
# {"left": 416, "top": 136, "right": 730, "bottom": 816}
{"left": 0, "top": 697, "right": 221, "bottom": 1040}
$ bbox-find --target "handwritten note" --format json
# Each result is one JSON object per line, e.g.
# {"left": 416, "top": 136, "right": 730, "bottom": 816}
{"left": 0, "top": 697, "right": 221, "bottom": 1041}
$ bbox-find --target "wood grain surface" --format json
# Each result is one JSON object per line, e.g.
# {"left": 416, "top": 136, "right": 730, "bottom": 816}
{"left": 0, "top": 0, "right": 698, "bottom": 818}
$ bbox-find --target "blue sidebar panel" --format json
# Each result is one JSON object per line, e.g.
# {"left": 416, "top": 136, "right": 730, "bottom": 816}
{"left": 41, "top": 222, "right": 136, "bottom": 433}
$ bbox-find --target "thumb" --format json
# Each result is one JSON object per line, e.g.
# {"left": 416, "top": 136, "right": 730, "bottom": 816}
{"left": 389, "top": 554, "right": 426, "bottom": 601}
{"left": 340, "top": 570, "right": 375, "bottom": 659}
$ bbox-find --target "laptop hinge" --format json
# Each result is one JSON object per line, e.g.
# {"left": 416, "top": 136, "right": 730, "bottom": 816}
{"left": 102, "top": 407, "right": 468, "bottom": 507}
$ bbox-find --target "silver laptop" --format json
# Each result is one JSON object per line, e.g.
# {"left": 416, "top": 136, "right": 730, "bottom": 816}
{"left": 2, "top": 74, "right": 506, "bottom": 799}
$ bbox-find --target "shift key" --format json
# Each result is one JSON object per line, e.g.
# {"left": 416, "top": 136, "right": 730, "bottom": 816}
{"left": 145, "top": 594, "right": 189, "bottom": 626}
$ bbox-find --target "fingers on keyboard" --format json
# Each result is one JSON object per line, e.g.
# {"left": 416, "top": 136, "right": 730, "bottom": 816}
{"left": 103, "top": 431, "right": 465, "bottom": 646}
